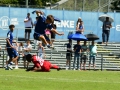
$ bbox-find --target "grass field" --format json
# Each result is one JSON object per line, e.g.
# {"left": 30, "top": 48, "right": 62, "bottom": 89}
{"left": 0, "top": 69, "right": 120, "bottom": 90}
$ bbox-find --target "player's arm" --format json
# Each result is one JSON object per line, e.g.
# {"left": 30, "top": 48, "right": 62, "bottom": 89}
{"left": 26, "top": 65, "right": 35, "bottom": 71}
{"left": 51, "top": 28, "right": 64, "bottom": 36}
{"left": 33, "top": 67, "right": 42, "bottom": 72}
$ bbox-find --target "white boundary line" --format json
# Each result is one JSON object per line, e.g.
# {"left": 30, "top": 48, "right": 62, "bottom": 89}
{"left": 0, "top": 75, "right": 120, "bottom": 84}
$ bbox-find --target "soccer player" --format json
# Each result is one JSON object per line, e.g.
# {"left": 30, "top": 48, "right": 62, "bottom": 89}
{"left": 25, "top": 54, "right": 61, "bottom": 72}
{"left": 5, "top": 25, "right": 19, "bottom": 70}
{"left": 33, "top": 10, "right": 64, "bottom": 48}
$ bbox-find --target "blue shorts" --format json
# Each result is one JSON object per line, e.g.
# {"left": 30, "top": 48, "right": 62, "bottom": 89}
{"left": 33, "top": 33, "right": 50, "bottom": 41}
{"left": 7, "top": 48, "right": 18, "bottom": 58}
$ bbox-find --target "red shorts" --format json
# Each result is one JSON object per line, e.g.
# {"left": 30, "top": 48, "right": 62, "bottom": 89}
{"left": 41, "top": 60, "right": 51, "bottom": 72}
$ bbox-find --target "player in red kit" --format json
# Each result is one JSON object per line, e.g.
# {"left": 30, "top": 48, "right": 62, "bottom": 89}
{"left": 25, "top": 54, "right": 61, "bottom": 72}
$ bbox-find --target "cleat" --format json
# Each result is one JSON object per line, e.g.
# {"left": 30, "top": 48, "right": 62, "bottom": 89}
{"left": 5, "top": 67, "right": 9, "bottom": 70}
{"left": 8, "top": 65, "right": 13, "bottom": 70}
{"left": 57, "top": 67, "right": 61, "bottom": 71}
{"left": 47, "top": 44, "right": 50, "bottom": 48}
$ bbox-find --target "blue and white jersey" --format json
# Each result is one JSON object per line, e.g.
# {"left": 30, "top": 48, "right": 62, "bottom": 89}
{"left": 6, "top": 30, "right": 13, "bottom": 48}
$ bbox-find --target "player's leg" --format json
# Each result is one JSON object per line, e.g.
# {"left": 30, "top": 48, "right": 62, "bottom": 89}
{"left": 34, "top": 33, "right": 50, "bottom": 48}
{"left": 8, "top": 49, "right": 19, "bottom": 70}
{"left": 28, "top": 28, "right": 31, "bottom": 40}
{"left": 25, "top": 29, "right": 27, "bottom": 41}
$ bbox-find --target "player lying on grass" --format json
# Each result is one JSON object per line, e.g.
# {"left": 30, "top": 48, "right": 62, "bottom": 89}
{"left": 25, "top": 54, "right": 61, "bottom": 72}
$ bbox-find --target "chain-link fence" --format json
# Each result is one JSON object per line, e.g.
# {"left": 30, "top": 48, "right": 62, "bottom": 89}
{"left": 0, "top": 0, "right": 113, "bottom": 12}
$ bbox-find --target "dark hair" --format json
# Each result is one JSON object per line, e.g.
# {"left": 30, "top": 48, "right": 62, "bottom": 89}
{"left": 27, "top": 13, "right": 30, "bottom": 15}
{"left": 26, "top": 54, "right": 32, "bottom": 62}
{"left": 20, "top": 42, "right": 24, "bottom": 46}
{"left": 47, "top": 15, "right": 54, "bottom": 24}
{"left": 76, "top": 18, "right": 81, "bottom": 25}
{"left": 9, "top": 24, "right": 15, "bottom": 29}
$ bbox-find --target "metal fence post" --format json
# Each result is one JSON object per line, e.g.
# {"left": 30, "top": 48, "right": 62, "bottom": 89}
{"left": 101, "top": 54, "right": 103, "bottom": 71}
{"left": 2, "top": 51, "right": 4, "bottom": 68}
{"left": 69, "top": 52, "right": 71, "bottom": 70}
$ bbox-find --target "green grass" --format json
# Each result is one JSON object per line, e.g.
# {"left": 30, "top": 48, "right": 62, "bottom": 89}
{"left": 0, "top": 69, "right": 120, "bottom": 90}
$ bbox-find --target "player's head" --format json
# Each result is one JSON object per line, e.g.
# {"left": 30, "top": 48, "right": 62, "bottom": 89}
{"left": 46, "top": 15, "right": 54, "bottom": 24}
{"left": 26, "top": 54, "right": 32, "bottom": 62}
{"left": 27, "top": 13, "right": 30, "bottom": 17}
{"left": 9, "top": 24, "right": 15, "bottom": 31}
{"left": 106, "top": 17, "right": 109, "bottom": 21}
{"left": 26, "top": 40, "right": 31, "bottom": 45}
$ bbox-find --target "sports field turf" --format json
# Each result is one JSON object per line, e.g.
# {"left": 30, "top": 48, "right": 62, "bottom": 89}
{"left": 0, "top": 69, "right": 120, "bottom": 90}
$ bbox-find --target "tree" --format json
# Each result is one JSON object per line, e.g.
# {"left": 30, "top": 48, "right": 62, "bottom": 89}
{"left": 110, "top": 0, "right": 120, "bottom": 12}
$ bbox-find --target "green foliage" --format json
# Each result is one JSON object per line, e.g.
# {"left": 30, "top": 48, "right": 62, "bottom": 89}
{"left": 110, "top": 0, "right": 120, "bottom": 11}
{"left": 0, "top": 0, "right": 60, "bottom": 6}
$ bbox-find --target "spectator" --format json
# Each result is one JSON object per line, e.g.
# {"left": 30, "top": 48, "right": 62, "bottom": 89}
{"left": 102, "top": 17, "right": 112, "bottom": 46}
{"left": 89, "top": 41, "right": 97, "bottom": 70}
{"left": 73, "top": 40, "right": 81, "bottom": 70}
{"left": 24, "top": 13, "right": 33, "bottom": 41}
{"left": 66, "top": 39, "right": 72, "bottom": 70}
{"left": 80, "top": 41, "right": 88, "bottom": 70}
{"left": 76, "top": 21, "right": 84, "bottom": 34}
{"left": 38, "top": 41, "right": 45, "bottom": 59}
{"left": 76, "top": 17, "right": 82, "bottom": 29}
{"left": 23, "top": 40, "right": 32, "bottom": 69}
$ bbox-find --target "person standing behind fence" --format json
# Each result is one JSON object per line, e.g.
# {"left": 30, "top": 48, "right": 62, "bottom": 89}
{"left": 76, "top": 21, "right": 84, "bottom": 34}
{"left": 66, "top": 39, "right": 72, "bottom": 70}
{"left": 23, "top": 40, "right": 32, "bottom": 69}
{"left": 24, "top": 13, "right": 33, "bottom": 41}
{"left": 80, "top": 41, "right": 88, "bottom": 70}
{"left": 76, "top": 17, "right": 82, "bottom": 28}
{"left": 38, "top": 41, "right": 45, "bottom": 59}
{"left": 89, "top": 41, "right": 97, "bottom": 70}
{"left": 102, "top": 17, "right": 112, "bottom": 46}
{"left": 73, "top": 40, "right": 81, "bottom": 70}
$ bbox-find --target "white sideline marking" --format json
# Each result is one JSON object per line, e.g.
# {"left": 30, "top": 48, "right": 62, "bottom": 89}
{"left": 0, "top": 75, "right": 119, "bottom": 84}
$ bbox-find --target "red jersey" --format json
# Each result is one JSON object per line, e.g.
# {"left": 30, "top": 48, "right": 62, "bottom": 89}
{"left": 32, "top": 55, "right": 44, "bottom": 68}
